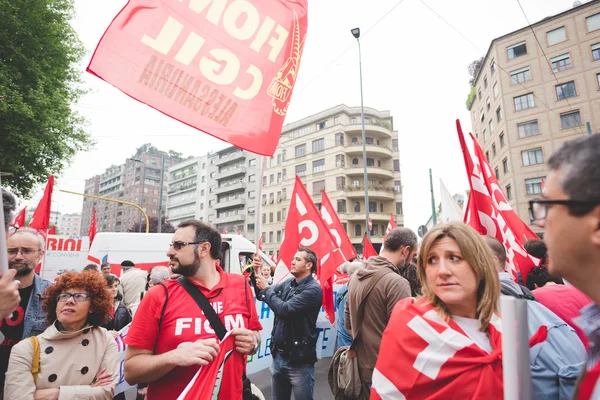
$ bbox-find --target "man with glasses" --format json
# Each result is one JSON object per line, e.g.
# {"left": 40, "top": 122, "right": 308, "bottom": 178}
{"left": 530, "top": 133, "right": 600, "bottom": 400}
{"left": 1, "top": 227, "right": 51, "bottom": 394}
{"left": 124, "top": 220, "right": 262, "bottom": 400}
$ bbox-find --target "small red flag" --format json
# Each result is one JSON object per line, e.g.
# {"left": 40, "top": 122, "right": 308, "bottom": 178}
{"left": 29, "top": 175, "right": 55, "bottom": 239}
{"left": 12, "top": 206, "right": 27, "bottom": 228}
{"left": 257, "top": 234, "right": 263, "bottom": 251}
{"left": 320, "top": 190, "right": 358, "bottom": 260}
{"left": 48, "top": 226, "right": 56, "bottom": 235}
{"left": 362, "top": 234, "right": 378, "bottom": 261}
{"left": 368, "top": 218, "right": 373, "bottom": 232}
{"left": 88, "top": 207, "right": 97, "bottom": 245}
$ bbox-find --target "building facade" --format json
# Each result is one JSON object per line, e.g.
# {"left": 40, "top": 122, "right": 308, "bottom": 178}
{"left": 58, "top": 213, "right": 82, "bottom": 236}
{"left": 80, "top": 149, "right": 182, "bottom": 234}
{"left": 261, "top": 104, "right": 404, "bottom": 257}
{"left": 469, "top": 0, "right": 600, "bottom": 235}
{"left": 166, "top": 155, "right": 209, "bottom": 227}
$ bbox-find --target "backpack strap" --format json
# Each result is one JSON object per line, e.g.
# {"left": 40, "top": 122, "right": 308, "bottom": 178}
{"left": 29, "top": 336, "right": 40, "bottom": 384}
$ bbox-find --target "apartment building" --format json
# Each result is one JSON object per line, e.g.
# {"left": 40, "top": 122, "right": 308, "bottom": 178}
{"left": 166, "top": 155, "right": 210, "bottom": 227}
{"left": 260, "top": 104, "right": 404, "bottom": 257}
{"left": 468, "top": 0, "right": 600, "bottom": 235}
{"left": 81, "top": 149, "right": 182, "bottom": 233}
{"left": 58, "top": 213, "right": 82, "bottom": 236}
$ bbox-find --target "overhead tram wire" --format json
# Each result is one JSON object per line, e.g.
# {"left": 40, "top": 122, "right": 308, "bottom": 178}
{"left": 516, "top": 0, "right": 585, "bottom": 135}
{"left": 419, "top": 0, "right": 585, "bottom": 134}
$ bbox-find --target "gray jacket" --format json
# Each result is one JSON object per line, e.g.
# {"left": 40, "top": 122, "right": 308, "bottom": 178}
{"left": 23, "top": 274, "right": 52, "bottom": 339}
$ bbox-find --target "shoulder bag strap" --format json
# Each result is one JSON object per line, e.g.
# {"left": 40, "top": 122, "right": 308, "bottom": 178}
{"left": 350, "top": 268, "right": 393, "bottom": 349}
{"left": 29, "top": 336, "right": 40, "bottom": 384}
{"left": 177, "top": 276, "right": 227, "bottom": 341}
{"left": 158, "top": 282, "right": 169, "bottom": 329}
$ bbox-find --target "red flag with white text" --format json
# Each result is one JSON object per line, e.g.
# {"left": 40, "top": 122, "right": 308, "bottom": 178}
{"left": 275, "top": 176, "right": 346, "bottom": 323}
{"left": 320, "top": 190, "right": 358, "bottom": 260}
{"left": 456, "top": 120, "right": 538, "bottom": 281}
{"left": 87, "top": 0, "right": 308, "bottom": 156}
{"left": 12, "top": 206, "right": 27, "bottom": 228}
{"left": 362, "top": 234, "right": 378, "bottom": 261}
{"left": 88, "top": 207, "right": 97, "bottom": 245}
{"left": 28, "top": 175, "right": 54, "bottom": 239}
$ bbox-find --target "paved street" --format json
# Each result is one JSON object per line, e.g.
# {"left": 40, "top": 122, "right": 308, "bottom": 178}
{"left": 248, "top": 357, "right": 334, "bottom": 400}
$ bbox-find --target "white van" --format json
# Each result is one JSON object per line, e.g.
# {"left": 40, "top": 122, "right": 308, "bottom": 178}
{"left": 87, "top": 232, "right": 275, "bottom": 276}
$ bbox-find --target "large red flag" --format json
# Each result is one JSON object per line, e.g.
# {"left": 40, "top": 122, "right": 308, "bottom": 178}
{"left": 320, "top": 190, "right": 358, "bottom": 260}
{"left": 12, "top": 206, "right": 27, "bottom": 228}
{"left": 456, "top": 120, "right": 538, "bottom": 281}
{"left": 275, "top": 176, "right": 346, "bottom": 323}
{"left": 87, "top": 1, "right": 308, "bottom": 156}
{"left": 362, "top": 234, "right": 378, "bottom": 261}
{"left": 29, "top": 175, "right": 54, "bottom": 238}
{"left": 88, "top": 207, "right": 97, "bottom": 245}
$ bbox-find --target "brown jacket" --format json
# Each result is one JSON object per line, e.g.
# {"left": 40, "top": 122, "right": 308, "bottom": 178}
{"left": 344, "top": 256, "right": 411, "bottom": 384}
{"left": 5, "top": 322, "right": 119, "bottom": 400}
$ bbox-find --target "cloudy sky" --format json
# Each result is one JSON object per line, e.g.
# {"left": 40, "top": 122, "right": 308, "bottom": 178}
{"left": 21, "top": 0, "right": 574, "bottom": 232}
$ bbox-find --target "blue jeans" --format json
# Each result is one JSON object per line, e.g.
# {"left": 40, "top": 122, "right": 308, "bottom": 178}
{"left": 270, "top": 352, "right": 315, "bottom": 400}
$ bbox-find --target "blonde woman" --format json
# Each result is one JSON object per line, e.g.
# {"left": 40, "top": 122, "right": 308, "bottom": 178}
{"left": 371, "top": 223, "right": 503, "bottom": 400}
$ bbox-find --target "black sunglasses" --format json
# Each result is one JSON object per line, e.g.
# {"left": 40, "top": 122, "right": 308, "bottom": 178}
{"left": 169, "top": 241, "right": 204, "bottom": 251}
{"left": 529, "top": 199, "right": 600, "bottom": 220}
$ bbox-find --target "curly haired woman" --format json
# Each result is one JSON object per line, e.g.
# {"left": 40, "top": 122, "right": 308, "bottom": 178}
{"left": 5, "top": 271, "right": 119, "bottom": 400}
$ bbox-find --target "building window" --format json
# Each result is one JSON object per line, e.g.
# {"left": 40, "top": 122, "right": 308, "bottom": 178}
{"left": 494, "top": 167, "right": 499, "bottom": 179}
{"left": 393, "top": 160, "right": 400, "bottom": 172}
{"left": 489, "top": 119, "right": 494, "bottom": 133}
{"left": 556, "top": 81, "right": 576, "bottom": 100}
{"left": 298, "top": 126, "right": 310, "bottom": 136}
{"left": 396, "top": 202, "right": 403, "bottom": 215}
{"left": 483, "top": 129, "right": 487, "bottom": 142}
{"left": 369, "top": 202, "right": 377, "bottom": 213}
{"left": 355, "top": 224, "right": 361, "bottom": 237}
{"left": 249, "top": 159, "right": 257, "bottom": 167}
{"left": 352, "top": 158, "right": 359, "bottom": 167}
{"left": 486, "top": 97, "right": 491, "bottom": 111}
{"left": 493, "top": 82, "right": 499, "bottom": 98}
{"left": 335, "top": 133, "right": 344, "bottom": 146}
{"left": 366, "top": 158, "right": 375, "bottom": 167}
{"left": 262, "top": 213, "right": 266, "bottom": 223}
{"left": 592, "top": 43, "right": 600, "bottom": 61}
{"left": 316, "top": 121, "right": 326, "bottom": 130}
{"left": 597, "top": 73, "right": 600, "bottom": 88}
{"left": 354, "top": 202, "right": 360, "bottom": 212}
{"left": 506, "top": 184, "right": 512, "bottom": 200}
{"left": 282, "top": 208, "right": 287, "bottom": 219}
{"left": 525, "top": 177, "right": 544, "bottom": 195}
{"left": 480, "top": 111, "right": 484, "bottom": 122}
{"left": 586, "top": 12, "right": 600, "bottom": 32}
{"left": 277, "top": 172, "right": 281, "bottom": 184}
{"left": 392, "top": 139, "right": 398, "bottom": 151}
{"left": 490, "top": 59, "right": 496, "bottom": 74}
{"left": 282, "top": 149, "right": 286, "bottom": 161}
{"left": 518, "top": 120, "right": 539, "bottom": 138}
{"left": 248, "top": 190, "right": 255, "bottom": 199}
{"left": 496, "top": 107, "right": 502, "bottom": 121}
{"left": 277, "top": 230, "right": 282, "bottom": 242}
{"left": 502, "top": 157, "right": 509, "bottom": 174}
{"left": 337, "top": 199, "right": 347, "bottom": 213}
{"left": 295, "top": 164, "right": 306, "bottom": 177}
{"left": 277, "top": 154, "right": 281, "bottom": 165}
{"left": 269, "top": 212, "right": 274, "bottom": 222}
{"left": 514, "top": 93, "right": 535, "bottom": 111}
{"left": 364, "top": 117, "right": 371, "bottom": 124}
{"left": 522, "top": 148, "right": 544, "bottom": 166}
{"left": 336, "top": 154, "right": 345, "bottom": 167}
{"left": 353, "top": 179, "right": 359, "bottom": 188}
{"left": 262, "top": 176, "right": 267, "bottom": 187}
{"left": 312, "top": 138, "right": 325, "bottom": 152}
{"left": 295, "top": 144, "right": 306, "bottom": 157}
{"left": 394, "top": 180, "right": 401, "bottom": 193}
{"left": 248, "top": 174, "right": 256, "bottom": 182}
{"left": 269, "top": 231, "right": 274, "bottom": 242}
{"left": 560, "top": 110, "right": 581, "bottom": 129}
{"left": 336, "top": 176, "right": 346, "bottom": 189}
{"left": 351, "top": 137, "right": 358, "bottom": 144}
{"left": 351, "top": 117, "right": 357, "bottom": 124}
{"left": 334, "top": 116, "right": 339, "bottom": 125}
{"left": 507, "top": 41, "right": 527, "bottom": 60}
{"left": 277, "top": 211, "right": 281, "bottom": 221}
{"left": 484, "top": 76, "right": 488, "bottom": 88}
{"left": 492, "top": 143, "right": 497, "bottom": 157}
{"left": 485, "top": 151, "right": 490, "bottom": 161}
{"left": 313, "top": 159, "right": 325, "bottom": 173}
{"left": 499, "top": 132, "right": 505, "bottom": 147}
{"left": 551, "top": 54, "right": 571, "bottom": 72}
{"left": 270, "top": 174, "right": 275, "bottom": 184}
{"left": 547, "top": 26, "right": 566, "bottom": 46}
{"left": 510, "top": 66, "right": 531, "bottom": 85}
{"left": 365, "top": 136, "right": 374, "bottom": 145}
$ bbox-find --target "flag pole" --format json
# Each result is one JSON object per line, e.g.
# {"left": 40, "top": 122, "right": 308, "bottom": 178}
{"left": 0, "top": 173, "right": 11, "bottom": 274}
{"left": 254, "top": 156, "right": 267, "bottom": 255}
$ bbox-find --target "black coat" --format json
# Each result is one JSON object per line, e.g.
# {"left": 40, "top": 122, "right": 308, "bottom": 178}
{"left": 103, "top": 301, "right": 132, "bottom": 332}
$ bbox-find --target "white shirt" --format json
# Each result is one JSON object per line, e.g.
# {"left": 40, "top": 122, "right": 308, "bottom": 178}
{"left": 452, "top": 315, "right": 492, "bottom": 353}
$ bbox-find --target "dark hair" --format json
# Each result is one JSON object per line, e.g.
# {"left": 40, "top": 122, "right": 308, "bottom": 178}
{"left": 121, "top": 260, "right": 135, "bottom": 268}
{"left": 298, "top": 247, "right": 318, "bottom": 274}
{"left": 2, "top": 187, "right": 16, "bottom": 232}
{"left": 101, "top": 262, "right": 111, "bottom": 268}
{"left": 400, "top": 263, "right": 422, "bottom": 297}
{"left": 43, "top": 271, "right": 113, "bottom": 326}
{"left": 523, "top": 240, "right": 548, "bottom": 266}
{"left": 178, "top": 220, "right": 221, "bottom": 259}
{"left": 548, "top": 134, "right": 600, "bottom": 213}
{"left": 526, "top": 266, "right": 563, "bottom": 290}
{"left": 383, "top": 227, "right": 418, "bottom": 253}
{"left": 83, "top": 263, "right": 99, "bottom": 272}
{"left": 105, "top": 275, "right": 122, "bottom": 301}
{"left": 484, "top": 236, "right": 506, "bottom": 269}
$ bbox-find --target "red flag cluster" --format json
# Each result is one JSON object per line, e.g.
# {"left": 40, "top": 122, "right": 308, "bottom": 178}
{"left": 28, "top": 175, "right": 55, "bottom": 239}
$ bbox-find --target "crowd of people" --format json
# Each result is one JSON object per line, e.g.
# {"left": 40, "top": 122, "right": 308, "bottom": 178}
{"left": 0, "top": 133, "right": 597, "bottom": 399}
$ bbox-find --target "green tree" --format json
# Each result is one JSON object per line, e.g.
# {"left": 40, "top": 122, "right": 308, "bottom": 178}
{"left": 128, "top": 216, "right": 176, "bottom": 234}
{"left": 0, "top": 0, "right": 92, "bottom": 198}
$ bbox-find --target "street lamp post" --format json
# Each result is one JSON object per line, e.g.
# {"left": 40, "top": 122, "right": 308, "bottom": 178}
{"left": 351, "top": 27, "right": 371, "bottom": 240}
{"left": 157, "top": 156, "right": 165, "bottom": 234}
{"left": 130, "top": 158, "right": 146, "bottom": 233}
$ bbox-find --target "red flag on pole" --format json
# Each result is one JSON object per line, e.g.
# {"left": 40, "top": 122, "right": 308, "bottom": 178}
{"left": 237, "top": 229, "right": 241, "bottom": 236}
{"left": 88, "top": 207, "right": 97, "bottom": 245}
{"left": 47, "top": 226, "right": 56, "bottom": 235}
{"left": 368, "top": 218, "right": 373, "bottom": 232}
{"left": 12, "top": 206, "right": 27, "bottom": 228}
{"left": 362, "top": 234, "right": 378, "bottom": 261}
{"left": 29, "top": 175, "right": 55, "bottom": 239}
{"left": 86, "top": 1, "right": 308, "bottom": 156}
{"left": 379, "top": 213, "right": 397, "bottom": 254}
{"left": 276, "top": 176, "right": 346, "bottom": 323}
{"left": 270, "top": 253, "right": 277, "bottom": 263}
{"left": 456, "top": 120, "right": 539, "bottom": 281}
{"left": 320, "top": 190, "right": 357, "bottom": 260}
{"left": 257, "top": 234, "right": 263, "bottom": 251}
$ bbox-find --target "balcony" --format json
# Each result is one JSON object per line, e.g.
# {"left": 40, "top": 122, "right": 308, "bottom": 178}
{"left": 348, "top": 235, "right": 384, "bottom": 244}
{"left": 345, "top": 143, "right": 393, "bottom": 158}
{"left": 213, "top": 198, "right": 245, "bottom": 210}
{"left": 214, "top": 213, "right": 246, "bottom": 224}
{"left": 214, "top": 166, "right": 246, "bottom": 180}
{"left": 342, "top": 212, "right": 391, "bottom": 222}
{"left": 346, "top": 123, "right": 393, "bottom": 139}
{"left": 215, "top": 151, "right": 246, "bottom": 166}
{"left": 342, "top": 186, "right": 396, "bottom": 200}
{"left": 346, "top": 167, "right": 395, "bottom": 179}
{"left": 214, "top": 181, "right": 246, "bottom": 195}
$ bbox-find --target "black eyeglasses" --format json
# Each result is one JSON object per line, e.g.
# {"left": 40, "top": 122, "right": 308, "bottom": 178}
{"left": 169, "top": 241, "right": 203, "bottom": 251}
{"left": 7, "top": 247, "right": 42, "bottom": 256}
{"left": 529, "top": 199, "right": 600, "bottom": 220}
{"left": 56, "top": 293, "right": 91, "bottom": 302}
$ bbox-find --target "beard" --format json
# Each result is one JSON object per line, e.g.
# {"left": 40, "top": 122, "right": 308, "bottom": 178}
{"left": 171, "top": 252, "right": 201, "bottom": 277}
{"left": 9, "top": 260, "right": 35, "bottom": 277}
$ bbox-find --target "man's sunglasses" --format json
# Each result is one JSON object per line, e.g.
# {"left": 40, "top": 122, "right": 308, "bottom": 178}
{"left": 529, "top": 199, "right": 600, "bottom": 220}
{"left": 169, "top": 241, "right": 204, "bottom": 251}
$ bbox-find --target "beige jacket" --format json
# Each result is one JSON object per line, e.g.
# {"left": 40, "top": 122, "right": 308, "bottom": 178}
{"left": 120, "top": 268, "right": 148, "bottom": 308}
{"left": 4, "top": 322, "right": 119, "bottom": 400}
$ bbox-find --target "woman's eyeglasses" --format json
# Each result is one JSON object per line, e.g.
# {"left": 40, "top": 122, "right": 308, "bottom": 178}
{"left": 56, "top": 293, "right": 91, "bottom": 302}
